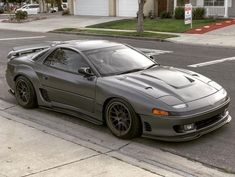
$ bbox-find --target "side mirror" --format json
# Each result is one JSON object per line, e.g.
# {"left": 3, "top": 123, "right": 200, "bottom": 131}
{"left": 149, "top": 55, "right": 154, "bottom": 59}
{"left": 78, "top": 67, "right": 94, "bottom": 77}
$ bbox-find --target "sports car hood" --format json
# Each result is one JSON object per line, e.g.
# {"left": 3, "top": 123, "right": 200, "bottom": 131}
{"left": 114, "top": 66, "right": 220, "bottom": 103}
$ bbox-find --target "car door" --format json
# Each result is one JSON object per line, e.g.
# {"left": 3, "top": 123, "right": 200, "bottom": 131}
{"left": 37, "top": 47, "right": 97, "bottom": 114}
{"left": 26, "top": 5, "right": 32, "bottom": 14}
{"left": 31, "top": 5, "right": 39, "bottom": 14}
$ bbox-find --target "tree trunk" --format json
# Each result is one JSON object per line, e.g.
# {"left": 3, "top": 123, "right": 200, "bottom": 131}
{"left": 39, "top": 0, "right": 48, "bottom": 13}
{"left": 39, "top": 0, "right": 44, "bottom": 13}
{"left": 57, "top": 0, "right": 63, "bottom": 11}
{"left": 137, "top": 0, "right": 145, "bottom": 33}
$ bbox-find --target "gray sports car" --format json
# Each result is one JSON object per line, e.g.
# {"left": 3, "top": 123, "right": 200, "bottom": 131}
{"left": 6, "top": 40, "right": 232, "bottom": 141}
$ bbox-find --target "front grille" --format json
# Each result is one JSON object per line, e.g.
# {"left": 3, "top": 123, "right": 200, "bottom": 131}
{"left": 174, "top": 110, "right": 227, "bottom": 133}
{"left": 195, "top": 112, "right": 225, "bottom": 130}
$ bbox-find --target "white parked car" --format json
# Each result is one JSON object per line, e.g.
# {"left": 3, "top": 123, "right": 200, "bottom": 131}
{"left": 16, "top": 4, "right": 39, "bottom": 15}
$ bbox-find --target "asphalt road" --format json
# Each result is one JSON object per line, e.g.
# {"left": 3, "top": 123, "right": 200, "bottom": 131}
{"left": 0, "top": 29, "right": 235, "bottom": 174}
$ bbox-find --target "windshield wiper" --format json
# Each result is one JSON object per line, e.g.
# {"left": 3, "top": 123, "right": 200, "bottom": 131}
{"left": 145, "top": 63, "right": 159, "bottom": 69}
{"left": 118, "top": 68, "right": 144, "bottom": 75}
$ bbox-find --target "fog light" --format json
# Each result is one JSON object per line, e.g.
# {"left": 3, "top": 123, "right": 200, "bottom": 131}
{"left": 183, "top": 123, "right": 195, "bottom": 131}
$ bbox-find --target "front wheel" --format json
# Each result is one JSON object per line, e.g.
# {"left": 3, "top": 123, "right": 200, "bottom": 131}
{"left": 105, "top": 99, "right": 142, "bottom": 139}
{"left": 15, "top": 76, "right": 37, "bottom": 109}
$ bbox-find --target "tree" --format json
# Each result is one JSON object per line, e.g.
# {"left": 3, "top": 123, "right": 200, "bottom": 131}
{"left": 136, "top": 0, "right": 146, "bottom": 33}
{"left": 39, "top": 0, "right": 47, "bottom": 12}
{"left": 56, "top": 0, "right": 63, "bottom": 11}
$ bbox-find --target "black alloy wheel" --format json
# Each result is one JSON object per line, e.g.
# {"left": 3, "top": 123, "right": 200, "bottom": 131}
{"left": 105, "top": 98, "right": 142, "bottom": 139}
{"left": 15, "top": 76, "right": 37, "bottom": 108}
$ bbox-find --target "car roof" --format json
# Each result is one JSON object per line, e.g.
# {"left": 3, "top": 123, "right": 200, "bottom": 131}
{"left": 59, "top": 40, "right": 123, "bottom": 51}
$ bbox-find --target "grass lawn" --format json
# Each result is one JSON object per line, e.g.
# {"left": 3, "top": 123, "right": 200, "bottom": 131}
{"left": 87, "top": 18, "right": 222, "bottom": 33}
{"left": 53, "top": 28, "right": 178, "bottom": 39}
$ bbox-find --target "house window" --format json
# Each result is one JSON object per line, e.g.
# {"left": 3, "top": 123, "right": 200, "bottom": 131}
{"left": 190, "top": 0, "right": 197, "bottom": 6}
{"left": 204, "top": 0, "right": 224, "bottom": 6}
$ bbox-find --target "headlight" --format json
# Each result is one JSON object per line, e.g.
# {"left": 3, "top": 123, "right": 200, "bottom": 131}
{"left": 172, "top": 103, "right": 187, "bottom": 109}
{"left": 152, "top": 108, "right": 169, "bottom": 116}
{"left": 208, "top": 81, "right": 222, "bottom": 90}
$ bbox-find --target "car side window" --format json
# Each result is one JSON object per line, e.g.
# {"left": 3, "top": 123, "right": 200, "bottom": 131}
{"left": 31, "top": 5, "right": 39, "bottom": 8}
{"left": 44, "top": 48, "right": 89, "bottom": 74}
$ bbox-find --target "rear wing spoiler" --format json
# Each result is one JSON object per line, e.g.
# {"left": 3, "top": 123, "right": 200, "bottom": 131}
{"left": 7, "top": 41, "right": 66, "bottom": 60}
{"left": 7, "top": 45, "right": 50, "bottom": 60}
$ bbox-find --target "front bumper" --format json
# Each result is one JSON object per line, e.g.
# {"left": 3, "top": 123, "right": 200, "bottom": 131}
{"left": 140, "top": 98, "right": 231, "bottom": 142}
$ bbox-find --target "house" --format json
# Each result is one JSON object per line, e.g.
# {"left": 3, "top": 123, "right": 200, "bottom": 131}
{"left": 68, "top": 0, "right": 173, "bottom": 18}
{"left": 68, "top": 0, "right": 235, "bottom": 18}
{"left": 174, "top": 0, "right": 235, "bottom": 17}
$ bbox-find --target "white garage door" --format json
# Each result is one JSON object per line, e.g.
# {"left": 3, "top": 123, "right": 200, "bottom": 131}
{"left": 75, "top": 0, "right": 109, "bottom": 16}
{"left": 117, "top": 0, "right": 138, "bottom": 17}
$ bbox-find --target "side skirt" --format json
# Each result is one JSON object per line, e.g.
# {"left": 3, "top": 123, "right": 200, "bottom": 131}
{"left": 40, "top": 106, "right": 104, "bottom": 125}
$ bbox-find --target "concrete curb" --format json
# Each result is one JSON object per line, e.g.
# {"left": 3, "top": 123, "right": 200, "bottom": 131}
{"left": 49, "top": 31, "right": 171, "bottom": 42}
{"left": 168, "top": 39, "right": 235, "bottom": 50}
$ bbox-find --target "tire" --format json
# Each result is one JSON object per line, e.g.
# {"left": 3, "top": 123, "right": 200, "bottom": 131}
{"left": 105, "top": 98, "right": 142, "bottom": 139}
{"left": 15, "top": 76, "right": 37, "bottom": 109}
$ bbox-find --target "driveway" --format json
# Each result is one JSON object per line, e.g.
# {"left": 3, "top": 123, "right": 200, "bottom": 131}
{"left": 0, "top": 14, "right": 125, "bottom": 32}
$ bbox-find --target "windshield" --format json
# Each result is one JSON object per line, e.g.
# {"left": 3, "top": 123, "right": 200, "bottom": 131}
{"left": 85, "top": 46, "right": 155, "bottom": 76}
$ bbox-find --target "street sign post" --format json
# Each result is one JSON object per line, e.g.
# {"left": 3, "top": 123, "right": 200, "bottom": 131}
{"left": 185, "top": 3, "right": 193, "bottom": 29}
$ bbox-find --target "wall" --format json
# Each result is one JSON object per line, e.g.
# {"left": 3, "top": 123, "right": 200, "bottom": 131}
{"left": 109, "top": 0, "right": 116, "bottom": 16}
{"left": 144, "top": 0, "right": 154, "bottom": 16}
{"left": 168, "top": 0, "right": 174, "bottom": 12}
{"left": 68, "top": 0, "right": 74, "bottom": 14}
{"left": 228, "top": 0, "right": 235, "bottom": 16}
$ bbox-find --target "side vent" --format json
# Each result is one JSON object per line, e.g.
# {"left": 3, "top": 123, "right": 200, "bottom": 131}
{"left": 40, "top": 88, "right": 51, "bottom": 102}
{"left": 144, "top": 122, "right": 152, "bottom": 132}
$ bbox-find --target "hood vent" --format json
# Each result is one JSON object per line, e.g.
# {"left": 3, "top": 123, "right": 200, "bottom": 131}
{"left": 145, "top": 86, "right": 153, "bottom": 90}
{"left": 185, "top": 76, "right": 195, "bottom": 83}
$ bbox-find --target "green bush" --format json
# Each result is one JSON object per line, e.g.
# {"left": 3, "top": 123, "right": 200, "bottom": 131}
{"left": 0, "top": 8, "right": 4, "bottom": 14}
{"left": 160, "top": 11, "right": 172, "bottom": 19}
{"left": 174, "top": 7, "right": 184, "bottom": 19}
{"left": 193, "top": 7, "right": 205, "bottom": 20}
{"left": 15, "top": 10, "right": 28, "bottom": 21}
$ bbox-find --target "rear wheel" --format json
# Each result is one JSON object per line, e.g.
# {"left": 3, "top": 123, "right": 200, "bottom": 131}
{"left": 105, "top": 98, "right": 142, "bottom": 139}
{"left": 15, "top": 76, "right": 37, "bottom": 109}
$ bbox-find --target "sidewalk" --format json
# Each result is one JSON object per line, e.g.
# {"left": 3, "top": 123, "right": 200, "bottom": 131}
{"left": 0, "top": 99, "right": 233, "bottom": 177}
{"left": 168, "top": 33, "right": 235, "bottom": 48}
{"left": 0, "top": 99, "right": 175, "bottom": 177}
{"left": 0, "top": 110, "right": 160, "bottom": 177}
